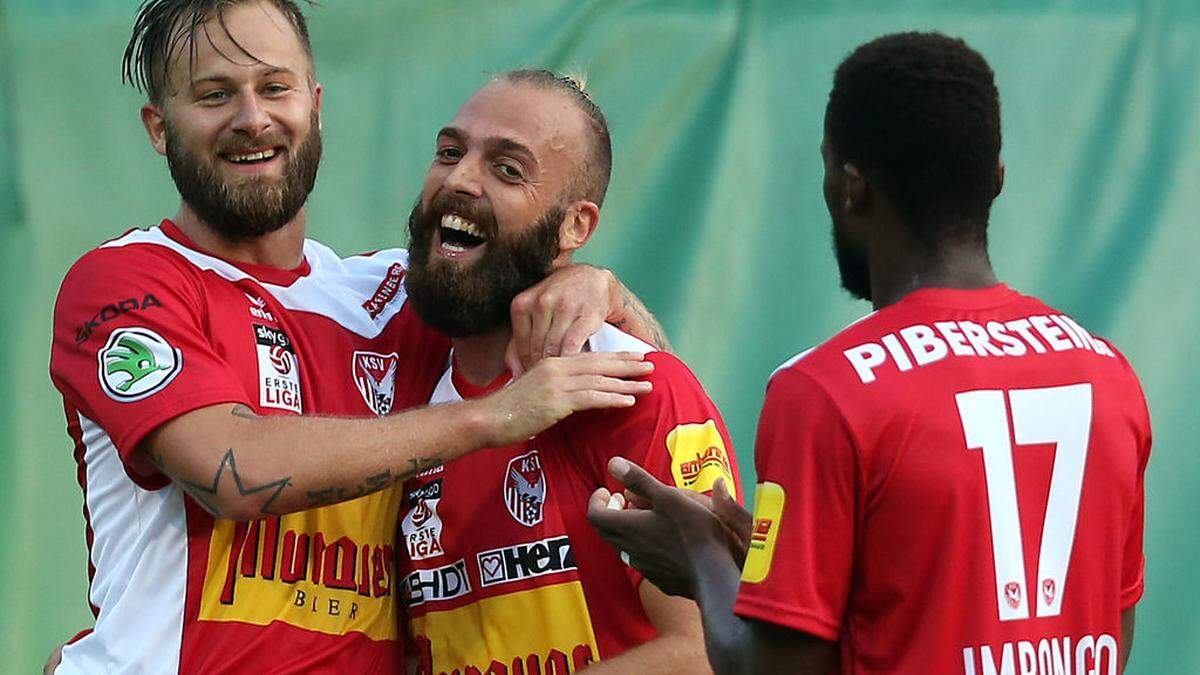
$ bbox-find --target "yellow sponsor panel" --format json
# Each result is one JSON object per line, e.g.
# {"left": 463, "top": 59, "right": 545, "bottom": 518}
{"left": 198, "top": 487, "right": 403, "bottom": 640}
{"left": 741, "top": 482, "right": 785, "bottom": 584}
{"left": 412, "top": 581, "right": 599, "bottom": 673}
{"left": 665, "top": 419, "right": 736, "bottom": 499}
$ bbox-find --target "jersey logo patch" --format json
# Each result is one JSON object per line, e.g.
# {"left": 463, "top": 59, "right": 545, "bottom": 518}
{"left": 254, "top": 323, "right": 302, "bottom": 413}
{"left": 403, "top": 479, "right": 445, "bottom": 561}
{"left": 504, "top": 450, "right": 546, "bottom": 527}
{"left": 741, "top": 481, "right": 785, "bottom": 584}
{"left": 476, "top": 535, "right": 576, "bottom": 587}
{"left": 97, "top": 326, "right": 182, "bottom": 401}
{"left": 352, "top": 351, "right": 399, "bottom": 416}
{"left": 665, "top": 419, "right": 736, "bottom": 498}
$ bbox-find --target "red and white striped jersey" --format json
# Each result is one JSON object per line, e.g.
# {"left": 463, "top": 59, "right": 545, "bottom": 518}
{"left": 735, "top": 285, "right": 1150, "bottom": 675}
{"left": 50, "top": 220, "right": 449, "bottom": 674}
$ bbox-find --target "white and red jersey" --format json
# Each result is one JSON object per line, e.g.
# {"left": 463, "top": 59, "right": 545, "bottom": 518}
{"left": 399, "top": 324, "right": 741, "bottom": 674}
{"left": 49, "top": 220, "right": 449, "bottom": 674}
{"left": 734, "top": 285, "right": 1150, "bottom": 675}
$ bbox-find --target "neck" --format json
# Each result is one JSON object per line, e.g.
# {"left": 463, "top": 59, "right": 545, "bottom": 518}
{"left": 172, "top": 202, "right": 308, "bottom": 269}
{"left": 452, "top": 327, "right": 513, "bottom": 387}
{"left": 868, "top": 225, "right": 998, "bottom": 310}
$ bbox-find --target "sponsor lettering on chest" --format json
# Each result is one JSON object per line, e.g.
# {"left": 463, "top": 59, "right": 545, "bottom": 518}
{"left": 402, "top": 479, "right": 445, "bottom": 561}
{"left": 253, "top": 323, "right": 302, "bottom": 413}
{"left": 504, "top": 450, "right": 547, "bottom": 527}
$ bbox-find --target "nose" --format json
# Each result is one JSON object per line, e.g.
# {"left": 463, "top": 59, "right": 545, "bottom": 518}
{"left": 231, "top": 92, "right": 272, "bottom": 139}
{"left": 442, "top": 155, "right": 484, "bottom": 199}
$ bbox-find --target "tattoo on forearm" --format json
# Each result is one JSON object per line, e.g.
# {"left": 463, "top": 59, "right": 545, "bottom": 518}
{"left": 305, "top": 469, "right": 397, "bottom": 508}
{"left": 230, "top": 404, "right": 259, "bottom": 419}
{"left": 177, "top": 448, "right": 293, "bottom": 518}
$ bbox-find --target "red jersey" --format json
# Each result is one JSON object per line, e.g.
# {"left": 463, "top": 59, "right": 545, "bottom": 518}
{"left": 399, "top": 324, "right": 740, "bottom": 674}
{"left": 734, "top": 285, "right": 1150, "bottom": 675}
{"left": 49, "top": 220, "right": 449, "bottom": 674}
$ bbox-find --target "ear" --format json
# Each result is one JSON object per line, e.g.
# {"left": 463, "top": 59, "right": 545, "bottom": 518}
{"left": 557, "top": 201, "right": 600, "bottom": 260}
{"left": 141, "top": 103, "right": 168, "bottom": 157}
{"left": 995, "top": 159, "right": 1005, "bottom": 198}
{"left": 312, "top": 81, "right": 324, "bottom": 132}
{"left": 843, "top": 162, "right": 868, "bottom": 213}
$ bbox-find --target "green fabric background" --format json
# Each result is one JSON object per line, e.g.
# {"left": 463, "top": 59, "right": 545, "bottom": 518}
{"left": 2, "top": 1, "right": 1196, "bottom": 671}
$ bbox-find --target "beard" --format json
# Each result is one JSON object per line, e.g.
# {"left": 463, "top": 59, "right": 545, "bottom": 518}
{"left": 165, "top": 111, "right": 322, "bottom": 240}
{"left": 832, "top": 218, "right": 871, "bottom": 301}
{"left": 404, "top": 195, "right": 561, "bottom": 338}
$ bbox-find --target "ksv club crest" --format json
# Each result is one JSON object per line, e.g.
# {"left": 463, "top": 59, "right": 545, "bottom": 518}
{"left": 504, "top": 450, "right": 546, "bottom": 527}
{"left": 352, "top": 351, "right": 399, "bottom": 416}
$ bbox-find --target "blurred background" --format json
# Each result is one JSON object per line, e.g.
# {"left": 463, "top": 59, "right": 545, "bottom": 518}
{"left": 2, "top": 0, "right": 1197, "bottom": 671}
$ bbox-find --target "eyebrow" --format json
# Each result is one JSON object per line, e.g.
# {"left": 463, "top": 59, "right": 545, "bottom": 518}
{"left": 437, "top": 126, "right": 539, "bottom": 169}
{"left": 189, "top": 65, "right": 299, "bottom": 88}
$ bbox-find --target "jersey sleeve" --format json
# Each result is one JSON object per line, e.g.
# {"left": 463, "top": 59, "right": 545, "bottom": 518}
{"left": 733, "top": 367, "right": 859, "bottom": 642}
{"left": 50, "top": 245, "right": 252, "bottom": 486}
{"left": 598, "top": 352, "right": 740, "bottom": 501}
{"left": 1120, "top": 373, "right": 1152, "bottom": 609}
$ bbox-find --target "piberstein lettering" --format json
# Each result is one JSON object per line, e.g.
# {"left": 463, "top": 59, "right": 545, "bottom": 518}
{"left": 843, "top": 314, "right": 1116, "bottom": 384}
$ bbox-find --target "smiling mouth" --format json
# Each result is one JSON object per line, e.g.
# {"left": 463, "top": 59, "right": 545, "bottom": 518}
{"left": 221, "top": 147, "right": 282, "bottom": 165}
{"left": 438, "top": 213, "right": 488, "bottom": 255}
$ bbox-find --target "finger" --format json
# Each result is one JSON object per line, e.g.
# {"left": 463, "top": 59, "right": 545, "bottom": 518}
{"left": 505, "top": 339, "right": 526, "bottom": 378}
{"left": 567, "top": 390, "right": 637, "bottom": 411}
{"left": 623, "top": 488, "right": 651, "bottom": 510}
{"left": 608, "top": 456, "right": 673, "bottom": 503}
{"left": 528, "top": 295, "right": 555, "bottom": 364}
{"left": 558, "top": 312, "right": 602, "bottom": 357}
{"left": 566, "top": 375, "right": 652, "bottom": 396}
{"left": 588, "top": 486, "right": 613, "bottom": 514}
{"left": 712, "top": 478, "right": 753, "bottom": 538}
{"left": 509, "top": 295, "right": 535, "bottom": 372}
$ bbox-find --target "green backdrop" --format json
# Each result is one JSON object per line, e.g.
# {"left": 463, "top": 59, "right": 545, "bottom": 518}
{"left": 2, "top": 1, "right": 1197, "bottom": 671}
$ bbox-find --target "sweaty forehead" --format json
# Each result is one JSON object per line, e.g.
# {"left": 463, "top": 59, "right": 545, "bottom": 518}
{"left": 451, "top": 82, "right": 588, "bottom": 168}
{"left": 167, "top": 2, "right": 309, "bottom": 88}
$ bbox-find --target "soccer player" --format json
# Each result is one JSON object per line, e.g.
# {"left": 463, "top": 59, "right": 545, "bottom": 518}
{"left": 396, "top": 70, "right": 740, "bottom": 674}
{"left": 48, "top": 2, "right": 670, "bottom": 672}
{"left": 589, "top": 32, "right": 1150, "bottom": 675}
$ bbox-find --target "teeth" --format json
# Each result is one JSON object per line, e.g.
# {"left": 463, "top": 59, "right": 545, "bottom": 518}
{"left": 228, "top": 149, "right": 277, "bottom": 163}
{"left": 440, "top": 214, "right": 486, "bottom": 240}
{"left": 443, "top": 242, "right": 466, "bottom": 253}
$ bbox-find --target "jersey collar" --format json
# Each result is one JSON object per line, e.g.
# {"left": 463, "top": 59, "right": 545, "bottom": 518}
{"left": 158, "top": 219, "right": 312, "bottom": 287}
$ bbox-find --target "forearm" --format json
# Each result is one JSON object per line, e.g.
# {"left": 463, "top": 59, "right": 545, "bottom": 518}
{"left": 584, "top": 634, "right": 711, "bottom": 674}
{"left": 604, "top": 269, "right": 672, "bottom": 352}
{"left": 689, "top": 541, "right": 756, "bottom": 675}
{"left": 144, "top": 400, "right": 495, "bottom": 521}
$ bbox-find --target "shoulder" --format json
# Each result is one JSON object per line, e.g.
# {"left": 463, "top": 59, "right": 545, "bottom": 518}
{"left": 56, "top": 228, "right": 203, "bottom": 314}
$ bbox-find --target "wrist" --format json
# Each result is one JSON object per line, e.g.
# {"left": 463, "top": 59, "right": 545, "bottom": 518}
{"left": 461, "top": 397, "right": 503, "bottom": 449}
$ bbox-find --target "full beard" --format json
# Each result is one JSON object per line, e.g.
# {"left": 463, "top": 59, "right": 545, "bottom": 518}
{"left": 165, "top": 111, "right": 322, "bottom": 240}
{"left": 832, "top": 220, "right": 871, "bottom": 302}
{"left": 404, "top": 198, "right": 561, "bottom": 338}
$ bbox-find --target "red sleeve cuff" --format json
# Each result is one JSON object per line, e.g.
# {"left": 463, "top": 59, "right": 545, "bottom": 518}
{"left": 733, "top": 594, "right": 841, "bottom": 642}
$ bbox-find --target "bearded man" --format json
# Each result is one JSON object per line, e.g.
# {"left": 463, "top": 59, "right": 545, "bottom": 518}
{"left": 396, "top": 70, "right": 739, "bottom": 674}
{"left": 48, "top": 2, "right": 668, "bottom": 672}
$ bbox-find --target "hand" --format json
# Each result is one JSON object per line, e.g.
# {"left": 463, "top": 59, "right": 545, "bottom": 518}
{"left": 507, "top": 265, "right": 617, "bottom": 375}
{"left": 619, "top": 477, "right": 751, "bottom": 568}
{"left": 481, "top": 352, "right": 653, "bottom": 446}
{"left": 588, "top": 457, "right": 735, "bottom": 599}
{"left": 44, "top": 641, "right": 65, "bottom": 675}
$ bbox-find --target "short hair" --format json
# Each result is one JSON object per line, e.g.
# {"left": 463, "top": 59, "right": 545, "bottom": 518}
{"left": 826, "top": 32, "right": 1002, "bottom": 245}
{"left": 122, "top": 0, "right": 316, "bottom": 104}
{"left": 496, "top": 69, "right": 613, "bottom": 208}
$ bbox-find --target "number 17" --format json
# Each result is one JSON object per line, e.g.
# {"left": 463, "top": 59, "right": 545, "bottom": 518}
{"left": 955, "top": 384, "right": 1093, "bottom": 621}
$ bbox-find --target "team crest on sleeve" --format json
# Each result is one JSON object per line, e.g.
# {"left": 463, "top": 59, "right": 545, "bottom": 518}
{"left": 504, "top": 450, "right": 547, "bottom": 527}
{"left": 97, "top": 326, "right": 182, "bottom": 401}
{"left": 741, "top": 481, "right": 785, "bottom": 584}
{"left": 352, "top": 351, "right": 399, "bottom": 415}
{"left": 665, "top": 419, "right": 736, "bottom": 498}
{"left": 253, "top": 323, "right": 302, "bottom": 413}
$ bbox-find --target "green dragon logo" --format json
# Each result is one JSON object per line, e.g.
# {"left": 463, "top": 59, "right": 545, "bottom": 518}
{"left": 104, "top": 335, "right": 169, "bottom": 391}
{"left": 97, "top": 327, "right": 181, "bottom": 401}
